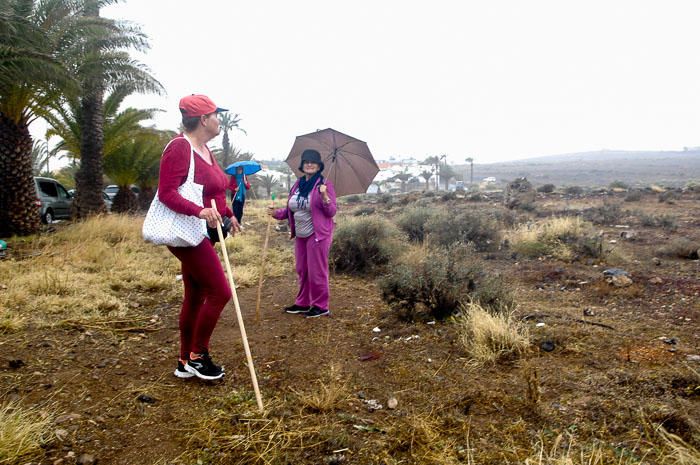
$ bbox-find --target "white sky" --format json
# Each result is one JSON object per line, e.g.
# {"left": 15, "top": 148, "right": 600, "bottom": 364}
{"left": 85, "top": 0, "right": 700, "bottom": 164}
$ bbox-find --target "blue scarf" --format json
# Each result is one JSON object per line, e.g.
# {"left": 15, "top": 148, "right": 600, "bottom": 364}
{"left": 234, "top": 173, "right": 246, "bottom": 202}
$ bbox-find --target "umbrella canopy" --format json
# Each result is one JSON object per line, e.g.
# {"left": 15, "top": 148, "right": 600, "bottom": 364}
{"left": 225, "top": 160, "right": 262, "bottom": 176}
{"left": 286, "top": 128, "right": 379, "bottom": 196}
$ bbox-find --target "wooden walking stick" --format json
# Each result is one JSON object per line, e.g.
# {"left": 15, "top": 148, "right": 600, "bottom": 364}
{"left": 255, "top": 193, "right": 275, "bottom": 322}
{"left": 211, "top": 200, "right": 263, "bottom": 412}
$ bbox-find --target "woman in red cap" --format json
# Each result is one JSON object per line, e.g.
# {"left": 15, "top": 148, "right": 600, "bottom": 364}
{"left": 158, "top": 94, "right": 240, "bottom": 381}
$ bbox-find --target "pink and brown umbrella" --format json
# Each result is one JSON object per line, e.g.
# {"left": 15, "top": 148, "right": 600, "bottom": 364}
{"left": 285, "top": 128, "right": 379, "bottom": 197}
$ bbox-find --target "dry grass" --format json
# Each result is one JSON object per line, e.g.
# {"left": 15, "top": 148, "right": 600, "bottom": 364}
{"left": 0, "top": 215, "right": 291, "bottom": 332}
{"left": 507, "top": 216, "right": 601, "bottom": 261}
{"left": 524, "top": 433, "right": 646, "bottom": 465}
{"left": 657, "top": 427, "right": 700, "bottom": 464}
{"left": 292, "top": 364, "right": 350, "bottom": 413}
{"left": 0, "top": 402, "right": 54, "bottom": 465}
{"left": 455, "top": 302, "right": 530, "bottom": 365}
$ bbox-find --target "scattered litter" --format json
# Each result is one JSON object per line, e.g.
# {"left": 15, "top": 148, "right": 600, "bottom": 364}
{"left": 362, "top": 399, "right": 383, "bottom": 410}
{"left": 687, "top": 355, "right": 700, "bottom": 362}
{"left": 372, "top": 327, "right": 381, "bottom": 333}
{"left": 358, "top": 351, "right": 382, "bottom": 362}
{"left": 426, "top": 321, "right": 436, "bottom": 325}
{"left": 427, "top": 358, "right": 433, "bottom": 363}
{"left": 659, "top": 337, "right": 677, "bottom": 345}
{"left": 536, "top": 322, "right": 545, "bottom": 327}
{"left": 603, "top": 268, "right": 629, "bottom": 277}
{"left": 387, "top": 397, "right": 398, "bottom": 409}
{"left": 583, "top": 308, "right": 595, "bottom": 317}
{"left": 402, "top": 335, "right": 420, "bottom": 342}
{"left": 137, "top": 394, "right": 157, "bottom": 404}
{"left": 175, "top": 274, "right": 183, "bottom": 281}
{"left": 353, "top": 424, "right": 384, "bottom": 433}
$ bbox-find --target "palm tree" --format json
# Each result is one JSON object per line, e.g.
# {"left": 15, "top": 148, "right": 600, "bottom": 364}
{"left": 103, "top": 130, "right": 169, "bottom": 213}
{"left": 423, "top": 156, "right": 440, "bottom": 190}
{"left": 441, "top": 163, "right": 456, "bottom": 191}
{"left": 71, "top": 2, "right": 163, "bottom": 218}
{"left": 256, "top": 173, "right": 279, "bottom": 198}
{"left": 420, "top": 170, "right": 433, "bottom": 191}
{"left": 465, "top": 157, "right": 474, "bottom": 186}
{"left": 217, "top": 112, "right": 246, "bottom": 168}
{"left": 31, "top": 139, "right": 58, "bottom": 176}
{"left": 212, "top": 146, "right": 254, "bottom": 168}
{"left": 136, "top": 130, "right": 175, "bottom": 210}
{"left": 0, "top": 0, "right": 88, "bottom": 235}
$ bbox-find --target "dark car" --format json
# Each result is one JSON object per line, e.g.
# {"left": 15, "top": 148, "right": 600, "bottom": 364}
{"left": 34, "top": 177, "right": 72, "bottom": 224}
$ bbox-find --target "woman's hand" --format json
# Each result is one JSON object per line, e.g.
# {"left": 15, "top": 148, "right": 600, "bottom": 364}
{"left": 228, "top": 217, "right": 242, "bottom": 234}
{"left": 267, "top": 206, "right": 276, "bottom": 217}
{"left": 319, "top": 184, "right": 330, "bottom": 203}
{"left": 199, "top": 208, "right": 222, "bottom": 228}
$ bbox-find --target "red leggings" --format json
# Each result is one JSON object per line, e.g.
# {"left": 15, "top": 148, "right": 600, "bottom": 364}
{"left": 168, "top": 240, "right": 231, "bottom": 360}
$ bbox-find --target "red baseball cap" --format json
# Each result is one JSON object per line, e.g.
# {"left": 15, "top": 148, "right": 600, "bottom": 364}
{"left": 179, "top": 94, "right": 228, "bottom": 118}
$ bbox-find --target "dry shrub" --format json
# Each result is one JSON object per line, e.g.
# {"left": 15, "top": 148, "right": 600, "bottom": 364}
{"left": 424, "top": 210, "right": 500, "bottom": 250}
{"left": 223, "top": 233, "right": 293, "bottom": 287}
{"left": 582, "top": 202, "right": 623, "bottom": 225}
{"left": 657, "top": 237, "right": 700, "bottom": 259}
{"left": 0, "top": 402, "right": 54, "bottom": 464}
{"left": 657, "top": 427, "right": 700, "bottom": 464}
{"left": 292, "top": 364, "right": 349, "bottom": 413}
{"left": 455, "top": 302, "right": 530, "bottom": 366}
{"left": 330, "top": 216, "right": 401, "bottom": 274}
{"left": 507, "top": 217, "right": 602, "bottom": 261}
{"left": 396, "top": 206, "right": 436, "bottom": 242}
{"left": 380, "top": 246, "right": 511, "bottom": 320}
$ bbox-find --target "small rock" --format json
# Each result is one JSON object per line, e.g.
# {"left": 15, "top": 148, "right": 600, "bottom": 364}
{"left": 9, "top": 359, "right": 24, "bottom": 369}
{"left": 356, "top": 391, "right": 366, "bottom": 399}
{"left": 55, "top": 413, "right": 82, "bottom": 424}
{"left": 536, "top": 322, "right": 545, "bottom": 327}
{"left": 66, "top": 452, "right": 76, "bottom": 459}
{"left": 540, "top": 341, "right": 555, "bottom": 352}
{"left": 649, "top": 277, "right": 663, "bottom": 285}
{"left": 660, "top": 337, "right": 677, "bottom": 345}
{"left": 652, "top": 257, "right": 662, "bottom": 266}
{"left": 77, "top": 453, "right": 96, "bottom": 465}
{"left": 387, "top": 397, "right": 398, "bottom": 409}
{"left": 609, "top": 275, "right": 633, "bottom": 287}
{"left": 53, "top": 459, "right": 64, "bottom": 465}
{"left": 137, "top": 394, "right": 156, "bottom": 404}
{"left": 372, "top": 327, "right": 381, "bottom": 333}
{"left": 55, "top": 429, "right": 69, "bottom": 441}
{"left": 686, "top": 355, "right": 700, "bottom": 362}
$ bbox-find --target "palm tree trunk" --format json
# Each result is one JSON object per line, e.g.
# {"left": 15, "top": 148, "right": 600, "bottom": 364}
{"left": 74, "top": 87, "right": 107, "bottom": 218}
{"left": 0, "top": 113, "right": 41, "bottom": 236}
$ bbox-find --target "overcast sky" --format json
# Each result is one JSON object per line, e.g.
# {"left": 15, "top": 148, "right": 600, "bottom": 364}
{"left": 89, "top": 0, "right": 700, "bottom": 165}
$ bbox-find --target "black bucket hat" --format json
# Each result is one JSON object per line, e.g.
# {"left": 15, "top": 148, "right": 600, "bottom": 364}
{"left": 299, "top": 149, "right": 324, "bottom": 172}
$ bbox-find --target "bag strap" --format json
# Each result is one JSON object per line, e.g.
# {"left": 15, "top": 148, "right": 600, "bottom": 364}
{"left": 180, "top": 135, "right": 196, "bottom": 184}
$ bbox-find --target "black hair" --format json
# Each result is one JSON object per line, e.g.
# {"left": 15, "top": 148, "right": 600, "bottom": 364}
{"left": 181, "top": 114, "right": 200, "bottom": 131}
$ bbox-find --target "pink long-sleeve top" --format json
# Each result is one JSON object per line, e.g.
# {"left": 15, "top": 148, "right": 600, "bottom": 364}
{"left": 157, "top": 135, "right": 233, "bottom": 219}
{"left": 272, "top": 177, "right": 337, "bottom": 241}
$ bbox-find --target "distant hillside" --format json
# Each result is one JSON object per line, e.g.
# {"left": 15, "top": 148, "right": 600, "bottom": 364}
{"left": 459, "top": 150, "right": 700, "bottom": 188}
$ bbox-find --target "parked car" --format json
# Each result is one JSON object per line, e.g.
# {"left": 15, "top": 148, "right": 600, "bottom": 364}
{"left": 34, "top": 177, "right": 72, "bottom": 224}
{"left": 104, "top": 184, "right": 140, "bottom": 201}
{"left": 103, "top": 184, "right": 119, "bottom": 200}
{"left": 67, "top": 188, "right": 113, "bottom": 212}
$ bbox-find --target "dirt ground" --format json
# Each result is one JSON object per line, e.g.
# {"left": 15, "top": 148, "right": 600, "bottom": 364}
{"left": 1, "top": 190, "right": 699, "bottom": 464}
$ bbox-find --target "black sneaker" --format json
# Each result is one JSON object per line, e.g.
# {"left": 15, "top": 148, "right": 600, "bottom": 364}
{"left": 185, "top": 352, "right": 224, "bottom": 380}
{"left": 284, "top": 304, "right": 310, "bottom": 314}
{"left": 174, "top": 359, "right": 194, "bottom": 379}
{"left": 305, "top": 306, "right": 330, "bottom": 318}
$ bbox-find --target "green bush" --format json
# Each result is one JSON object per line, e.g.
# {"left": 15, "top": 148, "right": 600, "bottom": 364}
{"left": 441, "top": 192, "right": 457, "bottom": 201}
{"left": 609, "top": 180, "right": 629, "bottom": 189}
{"left": 343, "top": 194, "right": 362, "bottom": 204}
{"left": 424, "top": 210, "right": 499, "bottom": 250}
{"left": 657, "top": 237, "right": 699, "bottom": 259}
{"left": 396, "top": 207, "right": 435, "bottom": 243}
{"left": 379, "top": 247, "right": 513, "bottom": 320}
{"left": 658, "top": 190, "right": 681, "bottom": 204}
{"left": 582, "top": 203, "right": 622, "bottom": 225}
{"left": 537, "top": 184, "right": 555, "bottom": 193}
{"left": 624, "top": 190, "right": 642, "bottom": 202}
{"left": 330, "top": 216, "right": 400, "bottom": 275}
{"left": 564, "top": 186, "right": 584, "bottom": 195}
{"left": 638, "top": 213, "right": 678, "bottom": 231}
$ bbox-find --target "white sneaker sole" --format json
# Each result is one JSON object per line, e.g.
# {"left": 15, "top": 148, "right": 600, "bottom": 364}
{"left": 185, "top": 363, "right": 225, "bottom": 380}
{"left": 174, "top": 369, "right": 195, "bottom": 379}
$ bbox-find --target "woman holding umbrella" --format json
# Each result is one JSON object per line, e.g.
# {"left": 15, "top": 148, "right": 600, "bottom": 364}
{"left": 269, "top": 149, "right": 337, "bottom": 318}
{"left": 228, "top": 165, "right": 251, "bottom": 224}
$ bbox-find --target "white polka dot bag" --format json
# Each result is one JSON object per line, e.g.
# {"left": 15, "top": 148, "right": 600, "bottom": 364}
{"left": 142, "top": 136, "right": 206, "bottom": 247}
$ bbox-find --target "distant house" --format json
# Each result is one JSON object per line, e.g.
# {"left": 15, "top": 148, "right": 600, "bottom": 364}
{"left": 483, "top": 176, "right": 496, "bottom": 183}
